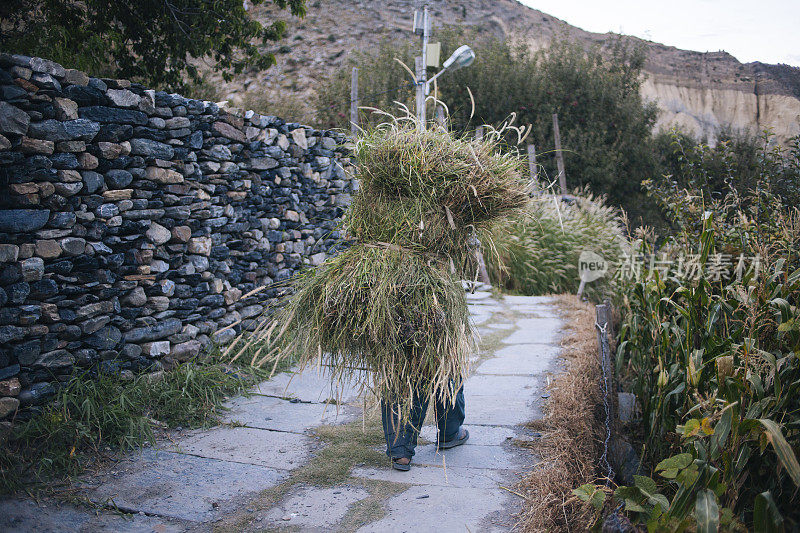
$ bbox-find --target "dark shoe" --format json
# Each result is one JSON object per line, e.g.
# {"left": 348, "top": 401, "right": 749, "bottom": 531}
{"left": 438, "top": 428, "right": 469, "bottom": 450}
{"left": 391, "top": 457, "right": 411, "bottom": 471}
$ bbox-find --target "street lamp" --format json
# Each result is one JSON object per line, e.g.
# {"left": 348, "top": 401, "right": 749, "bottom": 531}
{"left": 414, "top": 5, "right": 475, "bottom": 130}
{"left": 425, "top": 45, "right": 476, "bottom": 95}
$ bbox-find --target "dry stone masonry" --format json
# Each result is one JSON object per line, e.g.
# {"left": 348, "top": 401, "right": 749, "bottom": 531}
{"left": 0, "top": 54, "right": 355, "bottom": 421}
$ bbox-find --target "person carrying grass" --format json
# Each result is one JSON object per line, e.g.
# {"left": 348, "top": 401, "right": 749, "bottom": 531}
{"left": 242, "top": 120, "right": 529, "bottom": 472}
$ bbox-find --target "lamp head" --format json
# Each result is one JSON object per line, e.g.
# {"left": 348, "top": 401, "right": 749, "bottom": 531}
{"left": 442, "top": 45, "right": 475, "bottom": 71}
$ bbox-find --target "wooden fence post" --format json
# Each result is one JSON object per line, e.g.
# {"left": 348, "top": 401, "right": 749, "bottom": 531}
{"left": 552, "top": 113, "right": 567, "bottom": 195}
{"left": 527, "top": 144, "right": 538, "bottom": 182}
{"left": 596, "top": 303, "right": 615, "bottom": 423}
{"left": 350, "top": 67, "right": 359, "bottom": 135}
{"left": 435, "top": 105, "right": 446, "bottom": 127}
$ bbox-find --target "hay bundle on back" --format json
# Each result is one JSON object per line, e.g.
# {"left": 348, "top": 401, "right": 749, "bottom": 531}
{"left": 238, "top": 123, "right": 530, "bottom": 418}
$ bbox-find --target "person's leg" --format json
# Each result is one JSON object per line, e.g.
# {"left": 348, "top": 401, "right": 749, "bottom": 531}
{"left": 381, "top": 388, "right": 429, "bottom": 460}
{"left": 433, "top": 382, "right": 466, "bottom": 444}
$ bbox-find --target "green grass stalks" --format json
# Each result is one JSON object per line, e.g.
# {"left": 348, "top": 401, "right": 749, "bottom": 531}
{"left": 487, "top": 189, "right": 626, "bottom": 299}
{"left": 0, "top": 361, "right": 269, "bottom": 494}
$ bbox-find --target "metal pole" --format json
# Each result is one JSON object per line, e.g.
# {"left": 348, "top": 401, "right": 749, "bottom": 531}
{"left": 415, "top": 5, "right": 429, "bottom": 131}
{"left": 553, "top": 113, "right": 567, "bottom": 195}
{"left": 415, "top": 57, "right": 425, "bottom": 131}
{"left": 350, "top": 67, "right": 359, "bottom": 136}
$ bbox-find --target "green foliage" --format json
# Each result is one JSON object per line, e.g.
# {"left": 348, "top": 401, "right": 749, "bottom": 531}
{"left": 315, "top": 37, "right": 417, "bottom": 129}
{"left": 616, "top": 138, "right": 800, "bottom": 528}
{"left": 0, "top": 361, "right": 268, "bottom": 494}
{"left": 0, "top": 0, "right": 307, "bottom": 90}
{"left": 316, "top": 33, "right": 661, "bottom": 225}
{"left": 485, "top": 189, "right": 626, "bottom": 300}
{"left": 650, "top": 130, "right": 800, "bottom": 226}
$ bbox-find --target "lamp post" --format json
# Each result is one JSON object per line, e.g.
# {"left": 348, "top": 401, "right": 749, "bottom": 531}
{"left": 413, "top": 6, "right": 475, "bottom": 131}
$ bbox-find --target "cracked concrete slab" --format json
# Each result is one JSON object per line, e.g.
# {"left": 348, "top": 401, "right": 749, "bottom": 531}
{"left": 501, "top": 295, "right": 556, "bottom": 305}
{"left": 503, "top": 317, "right": 563, "bottom": 344}
{"left": 355, "top": 485, "right": 512, "bottom": 533}
{"left": 85, "top": 449, "right": 289, "bottom": 522}
{"left": 464, "top": 374, "right": 539, "bottom": 399}
{"left": 258, "top": 485, "right": 370, "bottom": 530}
{"left": 465, "top": 396, "right": 541, "bottom": 426}
{"left": 252, "top": 368, "right": 362, "bottom": 404}
{"left": 411, "top": 441, "right": 525, "bottom": 471}
{"left": 351, "top": 464, "right": 510, "bottom": 489}
{"left": 170, "top": 426, "right": 311, "bottom": 470}
{"left": 0, "top": 498, "right": 191, "bottom": 533}
{"left": 223, "top": 394, "right": 358, "bottom": 433}
{"left": 421, "top": 423, "right": 518, "bottom": 446}
{"left": 475, "top": 343, "right": 560, "bottom": 376}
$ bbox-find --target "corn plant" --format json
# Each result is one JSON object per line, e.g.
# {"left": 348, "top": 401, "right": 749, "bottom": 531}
{"left": 615, "top": 189, "right": 800, "bottom": 530}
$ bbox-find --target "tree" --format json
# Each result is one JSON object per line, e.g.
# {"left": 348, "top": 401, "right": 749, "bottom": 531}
{"left": 317, "top": 33, "right": 662, "bottom": 226}
{"left": 0, "top": 0, "right": 307, "bottom": 91}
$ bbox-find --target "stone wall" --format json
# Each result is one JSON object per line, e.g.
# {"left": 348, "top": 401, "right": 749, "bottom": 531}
{"left": 0, "top": 54, "right": 355, "bottom": 420}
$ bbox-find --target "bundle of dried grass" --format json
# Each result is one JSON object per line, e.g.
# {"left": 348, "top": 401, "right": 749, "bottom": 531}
{"left": 236, "top": 122, "right": 530, "bottom": 417}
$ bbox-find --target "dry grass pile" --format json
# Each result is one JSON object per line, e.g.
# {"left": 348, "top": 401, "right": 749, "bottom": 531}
{"left": 235, "top": 123, "right": 530, "bottom": 418}
{"left": 516, "top": 295, "right": 606, "bottom": 532}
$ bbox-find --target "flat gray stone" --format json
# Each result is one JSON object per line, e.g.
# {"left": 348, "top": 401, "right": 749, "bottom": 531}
{"left": 475, "top": 344, "right": 560, "bottom": 376}
{"left": 503, "top": 317, "right": 563, "bottom": 344}
{"left": 356, "top": 485, "right": 511, "bottom": 533}
{"left": 85, "top": 449, "right": 288, "bottom": 522}
{"left": 0, "top": 498, "right": 190, "bottom": 533}
{"left": 469, "top": 311, "right": 493, "bottom": 325}
{"left": 468, "top": 303, "right": 504, "bottom": 313}
{"left": 465, "top": 291, "right": 493, "bottom": 301}
{"left": 464, "top": 374, "right": 538, "bottom": 400}
{"left": 171, "top": 426, "right": 311, "bottom": 470}
{"left": 411, "top": 441, "right": 524, "bottom": 471}
{"left": 259, "top": 485, "right": 369, "bottom": 530}
{"left": 253, "top": 367, "right": 362, "bottom": 404}
{"left": 464, "top": 395, "right": 541, "bottom": 426}
{"left": 501, "top": 295, "right": 556, "bottom": 305}
{"left": 352, "top": 464, "right": 509, "bottom": 489}
{"left": 223, "top": 394, "right": 358, "bottom": 433}
{"left": 421, "top": 423, "right": 518, "bottom": 446}
{"left": 486, "top": 322, "right": 515, "bottom": 330}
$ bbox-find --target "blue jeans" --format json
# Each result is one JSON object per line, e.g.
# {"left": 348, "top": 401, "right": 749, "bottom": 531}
{"left": 381, "top": 384, "right": 465, "bottom": 459}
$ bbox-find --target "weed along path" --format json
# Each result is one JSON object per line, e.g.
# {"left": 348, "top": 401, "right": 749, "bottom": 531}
{"left": 0, "top": 290, "right": 565, "bottom": 532}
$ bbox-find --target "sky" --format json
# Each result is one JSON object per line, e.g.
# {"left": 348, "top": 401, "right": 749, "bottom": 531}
{"left": 518, "top": 0, "right": 800, "bottom": 67}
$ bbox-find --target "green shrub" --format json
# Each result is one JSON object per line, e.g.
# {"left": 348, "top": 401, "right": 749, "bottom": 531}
{"left": 316, "top": 33, "right": 662, "bottom": 226}
{"left": 486, "top": 188, "right": 626, "bottom": 300}
{"left": 0, "top": 361, "right": 268, "bottom": 494}
{"left": 614, "top": 141, "right": 800, "bottom": 528}
{"left": 652, "top": 130, "right": 800, "bottom": 218}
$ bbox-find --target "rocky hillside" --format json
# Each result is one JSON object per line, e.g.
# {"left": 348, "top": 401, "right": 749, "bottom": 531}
{"left": 210, "top": 0, "right": 800, "bottom": 143}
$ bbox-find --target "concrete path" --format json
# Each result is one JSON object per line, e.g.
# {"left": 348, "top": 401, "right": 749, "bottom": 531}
{"left": 0, "top": 290, "right": 564, "bottom": 533}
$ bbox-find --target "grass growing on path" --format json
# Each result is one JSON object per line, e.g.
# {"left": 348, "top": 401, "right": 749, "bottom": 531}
{"left": 213, "top": 406, "right": 409, "bottom": 533}
{"left": 0, "top": 361, "right": 271, "bottom": 494}
{"left": 515, "top": 296, "right": 605, "bottom": 532}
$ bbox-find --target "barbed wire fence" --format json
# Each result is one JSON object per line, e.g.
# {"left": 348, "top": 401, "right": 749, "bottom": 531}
{"left": 595, "top": 302, "right": 616, "bottom": 486}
